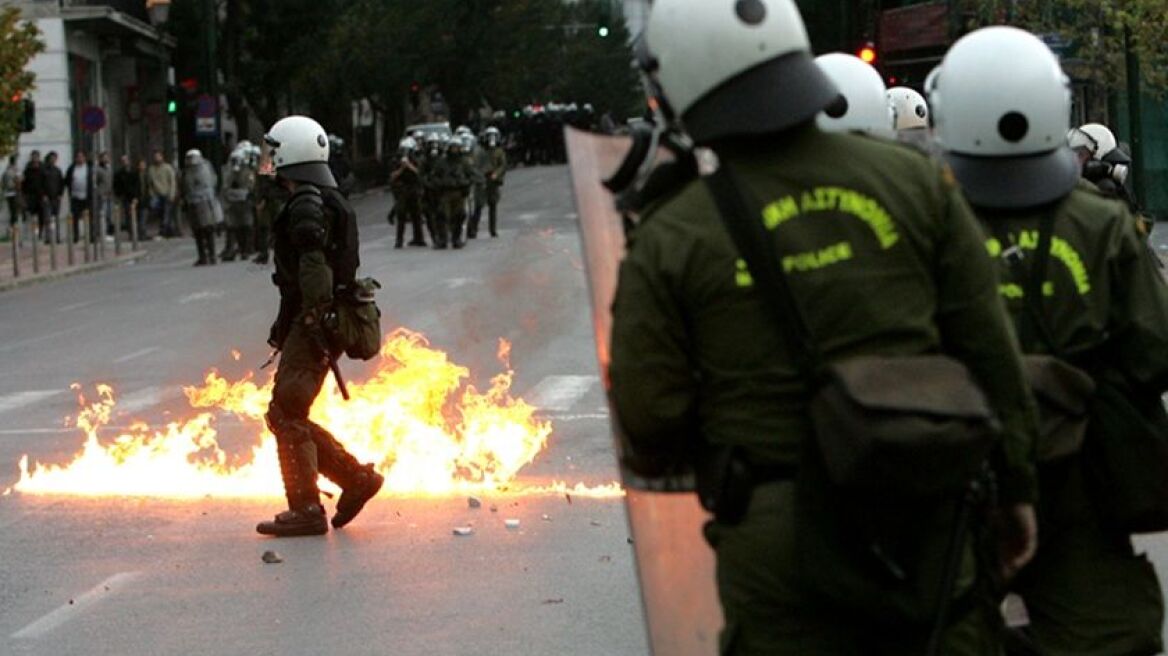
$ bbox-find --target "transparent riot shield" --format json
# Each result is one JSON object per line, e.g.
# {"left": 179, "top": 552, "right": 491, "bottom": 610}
{"left": 565, "top": 127, "right": 722, "bottom": 655}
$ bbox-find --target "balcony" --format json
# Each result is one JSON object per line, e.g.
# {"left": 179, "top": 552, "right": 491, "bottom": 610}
{"left": 63, "top": 0, "right": 149, "bottom": 23}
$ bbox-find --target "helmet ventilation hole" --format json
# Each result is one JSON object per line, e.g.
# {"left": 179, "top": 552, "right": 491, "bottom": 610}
{"left": 735, "top": 0, "right": 767, "bottom": 25}
{"left": 998, "top": 111, "right": 1029, "bottom": 143}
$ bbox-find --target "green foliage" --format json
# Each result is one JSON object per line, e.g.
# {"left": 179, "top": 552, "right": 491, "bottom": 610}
{"left": 184, "top": 1, "right": 640, "bottom": 145}
{"left": 958, "top": 0, "right": 1168, "bottom": 95}
{"left": 0, "top": 8, "right": 44, "bottom": 156}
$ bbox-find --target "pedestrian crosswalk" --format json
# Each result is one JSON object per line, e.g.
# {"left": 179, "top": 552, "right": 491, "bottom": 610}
{"left": 523, "top": 375, "right": 600, "bottom": 413}
{"left": 0, "top": 390, "right": 63, "bottom": 416}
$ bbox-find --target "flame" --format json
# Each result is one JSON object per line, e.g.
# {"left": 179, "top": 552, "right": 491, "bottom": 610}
{"left": 6, "top": 328, "right": 623, "bottom": 500}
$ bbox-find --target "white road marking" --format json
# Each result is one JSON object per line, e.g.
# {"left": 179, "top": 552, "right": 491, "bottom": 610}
{"left": 11, "top": 571, "right": 143, "bottom": 640}
{"left": 524, "top": 375, "right": 599, "bottom": 412}
{"left": 517, "top": 212, "right": 542, "bottom": 222}
{"left": 113, "top": 347, "right": 160, "bottom": 364}
{"left": 0, "top": 390, "right": 63, "bottom": 416}
{"left": 178, "top": 290, "right": 225, "bottom": 304}
{"left": 0, "top": 417, "right": 251, "bottom": 436}
{"left": 444, "top": 277, "right": 480, "bottom": 290}
{"left": 564, "top": 212, "right": 579, "bottom": 219}
{"left": 57, "top": 299, "right": 101, "bottom": 312}
{"left": 114, "top": 385, "right": 170, "bottom": 414}
{"left": 0, "top": 326, "right": 86, "bottom": 353}
{"left": 545, "top": 413, "right": 609, "bottom": 421}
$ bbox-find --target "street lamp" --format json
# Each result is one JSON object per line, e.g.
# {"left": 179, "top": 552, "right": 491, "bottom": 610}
{"left": 146, "top": 0, "right": 171, "bottom": 27}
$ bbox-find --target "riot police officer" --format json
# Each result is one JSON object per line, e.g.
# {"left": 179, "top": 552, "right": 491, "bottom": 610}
{"left": 814, "top": 52, "right": 893, "bottom": 136}
{"left": 931, "top": 27, "right": 1168, "bottom": 655}
{"left": 389, "top": 137, "right": 425, "bottom": 248}
{"left": 220, "top": 146, "right": 257, "bottom": 262}
{"left": 257, "top": 115, "right": 383, "bottom": 537}
{"left": 470, "top": 127, "right": 507, "bottom": 238}
{"left": 607, "top": 1, "right": 1039, "bottom": 652}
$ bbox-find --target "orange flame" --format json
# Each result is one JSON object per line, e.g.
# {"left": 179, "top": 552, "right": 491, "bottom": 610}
{"left": 6, "top": 329, "right": 623, "bottom": 500}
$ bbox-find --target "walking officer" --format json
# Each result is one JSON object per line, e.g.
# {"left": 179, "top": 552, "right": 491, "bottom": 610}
{"left": 389, "top": 137, "right": 426, "bottom": 248}
{"left": 607, "top": 1, "right": 1040, "bottom": 653}
{"left": 930, "top": 26, "right": 1168, "bottom": 655}
{"left": 257, "top": 115, "right": 383, "bottom": 537}
{"left": 469, "top": 126, "right": 507, "bottom": 238}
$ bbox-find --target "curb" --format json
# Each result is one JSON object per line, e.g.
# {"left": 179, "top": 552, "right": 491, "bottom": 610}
{"left": 0, "top": 249, "right": 150, "bottom": 293}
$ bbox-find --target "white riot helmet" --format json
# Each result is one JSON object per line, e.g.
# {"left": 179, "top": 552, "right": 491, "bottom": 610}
{"left": 459, "top": 133, "right": 476, "bottom": 151}
{"left": 185, "top": 148, "right": 202, "bottom": 163}
{"left": 1067, "top": 123, "right": 1117, "bottom": 160}
{"left": 263, "top": 115, "right": 337, "bottom": 188}
{"left": 928, "top": 26, "right": 1077, "bottom": 209}
{"left": 815, "top": 53, "right": 892, "bottom": 135}
{"left": 887, "top": 86, "right": 929, "bottom": 131}
{"left": 483, "top": 126, "right": 501, "bottom": 147}
{"left": 646, "top": 0, "right": 837, "bottom": 143}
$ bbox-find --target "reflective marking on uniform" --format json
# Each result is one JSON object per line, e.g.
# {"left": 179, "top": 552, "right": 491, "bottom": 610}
{"left": 0, "top": 390, "right": 63, "bottom": 416}
{"left": 761, "top": 196, "right": 800, "bottom": 230}
{"left": 735, "top": 259, "right": 754, "bottom": 287}
{"left": 113, "top": 347, "right": 160, "bottom": 364}
{"left": 999, "top": 282, "right": 1055, "bottom": 299}
{"left": 524, "top": 375, "right": 598, "bottom": 412}
{"left": 782, "top": 241, "right": 854, "bottom": 273}
{"left": 793, "top": 187, "right": 899, "bottom": 249}
{"left": 985, "top": 236, "right": 1092, "bottom": 295}
{"left": 11, "top": 571, "right": 143, "bottom": 640}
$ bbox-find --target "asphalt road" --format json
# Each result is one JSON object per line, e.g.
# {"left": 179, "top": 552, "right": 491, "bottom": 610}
{"left": 0, "top": 166, "right": 650, "bottom": 656}
{"left": 2, "top": 166, "right": 1168, "bottom": 656}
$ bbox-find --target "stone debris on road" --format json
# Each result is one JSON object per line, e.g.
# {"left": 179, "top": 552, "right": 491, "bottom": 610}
{"left": 504, "top": 518, "right": 521, "bottom": 530}
{"left": 489, "top": 504, "right": 498, "bottom": 513}
{"left": 542, "top": 598, "right": 564, "bottom": 605}
{"left": 261, "top": 550, "right": 284, "bottom": 564}
{"left": 590, "top": 520, "right": 601, "bottom": 527}
{"left": 467, "top": 496, "right": 482, "bottom": 509}
{"left": 453, "top": 526, "right": 475, "bottom": 536}
{"left": 541, "top": 514, "right": 552, "bottom": 521}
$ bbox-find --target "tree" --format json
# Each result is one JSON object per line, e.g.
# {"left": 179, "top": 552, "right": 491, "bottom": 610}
{"left": 0, "top": 8, "right": 44, "bottom": 156}
{"left": 958, "top": 0, "right": 1168, "bottom": 95}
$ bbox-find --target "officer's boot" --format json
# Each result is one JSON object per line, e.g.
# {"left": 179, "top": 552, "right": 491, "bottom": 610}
{"left": 408, "top": 212, "right": 426, "bottom": 247}
{"left": 257, "top": 440, "right": 328, "bottom": 537}
{"left": 220, "top": 229, "right": 236, "bottom": 262}
{"left": 206, "top": 229, "right": 218, "bottom": 265}
{"left": 433, "top": 212, "right": 448, "bottom": 249}
{"left": 237, "top": 226, "right": 253, "bottom": 259}
{"left": 468, "top": 204, "right": 481, "bottom": 239}
{"left": 394, "top": 212, "right": 406, "bottom": 249}
{"left": 489, "top": 203, "right": 498, "bottom": 238}
{"left": 452, "top": 211, "right": 466, "bottom": 249}
{"left": 194, "top": 230, "right": 209, "bottom": 266}
{"left": 310, "top": 424, "right": 384, "bottom": 529}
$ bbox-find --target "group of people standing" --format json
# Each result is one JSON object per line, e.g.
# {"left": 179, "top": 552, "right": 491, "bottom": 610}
{"left": 388, "top": 125, "right": 506, "bottom": 250}
{"left": 1, "top": 149, "right": 186, "bottom": 246}
{"left": 607, "top": 1, "right": 1168, "bottom": 654}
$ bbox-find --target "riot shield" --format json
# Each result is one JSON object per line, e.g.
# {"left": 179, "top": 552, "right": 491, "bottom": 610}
{"left": 565, "top": 127, "right": 723, "bottom": 655}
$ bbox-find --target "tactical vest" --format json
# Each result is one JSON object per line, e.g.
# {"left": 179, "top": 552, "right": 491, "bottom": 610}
{"left": 278, "top": 185, "right": 360, "bottom": 292}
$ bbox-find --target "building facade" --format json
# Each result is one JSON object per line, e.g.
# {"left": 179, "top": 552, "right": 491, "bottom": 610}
{"left": 9, "top": 0, "right": 175, "bottom": 167}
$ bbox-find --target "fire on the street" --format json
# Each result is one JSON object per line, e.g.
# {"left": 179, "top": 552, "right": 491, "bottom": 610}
{"left": 5, "top": 328, "right": 623, "bottom": 500}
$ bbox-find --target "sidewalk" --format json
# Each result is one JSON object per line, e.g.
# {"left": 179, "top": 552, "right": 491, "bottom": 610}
{"left": 0, "top": 229, "right": 154, "bottom": 292}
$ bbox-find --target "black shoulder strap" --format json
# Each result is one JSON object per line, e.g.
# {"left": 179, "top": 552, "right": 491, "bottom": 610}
{"left": 991, "top": 207, "right": 1060, "bottom": 356}
{"left": 704, "top": 164, "right": 822, "bottom": 376}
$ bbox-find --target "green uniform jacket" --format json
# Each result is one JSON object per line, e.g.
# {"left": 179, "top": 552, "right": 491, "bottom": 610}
{"left": 974, "top": 182, "right": 1168, "bottom": 390}
{"left": 486, "top": 147, "right": 507, "bottom": 186}
{"left": 432, "top": 154, "right": 474, "bottom": 192}
{"left": 272, "top": 185, "right": 334, "bottom": 320}
{"left": 609, "top": 127, "right": 1040, "bottom": 503}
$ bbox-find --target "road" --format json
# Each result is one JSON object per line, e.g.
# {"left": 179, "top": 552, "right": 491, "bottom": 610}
{"left": 0, "top": 166, "right": 650, "bottom": 656}
{"left": 2, "top": 165, "right": 1168, "bottom": 656}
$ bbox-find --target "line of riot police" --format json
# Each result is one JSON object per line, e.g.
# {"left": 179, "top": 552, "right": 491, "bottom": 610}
{"left": 388, "top": 125, "right": 507, "bottom": 250}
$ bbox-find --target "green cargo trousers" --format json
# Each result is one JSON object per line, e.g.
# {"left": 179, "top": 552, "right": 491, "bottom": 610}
{"left": 707, "top": 481, "right": 1004, "bottom": 656}
{"left": 1010, "top": 457, "right": 1163, "bottom": 656}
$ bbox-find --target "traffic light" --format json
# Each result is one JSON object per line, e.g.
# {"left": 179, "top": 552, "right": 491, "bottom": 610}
{"left": 409, "top": 81, "right": 421, "bottom": 110}
{"left": 20, "top": 98, "right": 34, "bottom": 132}
{"left": 857, "top": 42, "right": 878, "bottom": 65}
{"left": 597, "top": 0, "right": 611, "bottom": 37}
